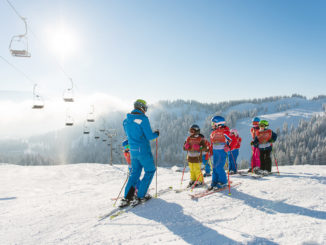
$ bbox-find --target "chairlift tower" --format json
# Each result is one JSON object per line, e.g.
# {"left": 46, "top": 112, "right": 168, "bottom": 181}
{"left": 106, "top": 129, "right": 117, "bottom": 166}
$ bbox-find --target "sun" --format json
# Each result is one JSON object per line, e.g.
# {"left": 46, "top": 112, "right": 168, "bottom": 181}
{"left": 45, "top": 22, "right": 80, "bottom": 61}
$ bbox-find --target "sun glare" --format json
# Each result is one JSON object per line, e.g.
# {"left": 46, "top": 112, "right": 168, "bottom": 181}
{"left": 45, "top": 23, "right": 80, "bottom": 61}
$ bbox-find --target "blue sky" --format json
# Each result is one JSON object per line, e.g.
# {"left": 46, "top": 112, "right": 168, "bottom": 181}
{"left": 0, "top": 0, "right": 325, "bottom": 105}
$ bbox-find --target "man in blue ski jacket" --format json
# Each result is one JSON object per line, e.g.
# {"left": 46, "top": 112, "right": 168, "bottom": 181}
{"left": 119, "top": 99, "right": 159, "bottom": 207}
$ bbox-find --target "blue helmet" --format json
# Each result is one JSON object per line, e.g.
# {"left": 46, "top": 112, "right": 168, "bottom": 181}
{"left": 252, "top": 117, "right": 260, "bottom": 126}
{"left": 122, "top": 140, "right": 129, "bottom": 147}
{"left": 211, "top": 116, "right": 225, "bottom": 126}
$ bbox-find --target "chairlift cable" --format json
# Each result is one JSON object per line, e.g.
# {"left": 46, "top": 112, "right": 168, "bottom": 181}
{"left": 6, "top": 0, "right": 75, "bottom": 89}
{"left": 0, "top": 55, "right": 36, "bottom": 86}
{"left": 28, "top": 26, "right": 74, "bottom": 86}
{"left": 6, "top": 0, "right": 25, "bottom": 21}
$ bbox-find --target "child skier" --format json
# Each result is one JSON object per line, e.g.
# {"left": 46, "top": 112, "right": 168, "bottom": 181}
{"left": 209, "top": 116, "right": 232, "bottom": 190}
{"left": 250, "top": 117, "right": 261, "bottom": 173}
{"left": 122, "top": 139, "right": 140, "bottom": 195}
{"left": 228, "top": 129, "right": 242, "bottom": 174}
{"left": 253, "top": 120, "right": 277, "bottom": 173}
{"left": 183, "top": 124, "right": 209, "bottom": 188}
{"left": 122, "top": 140, "right": 131, "bottom": 172}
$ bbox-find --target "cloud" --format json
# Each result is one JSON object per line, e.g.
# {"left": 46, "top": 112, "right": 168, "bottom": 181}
{"left": 0, "top": 92, "right": 131, "bottom": 138}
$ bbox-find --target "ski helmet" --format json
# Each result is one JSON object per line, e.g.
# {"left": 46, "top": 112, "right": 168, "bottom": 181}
{"left": 134, "top": 99, "right": 148, "bottom": 112}
{"left": 190, "top": 124, "right": 200, "bottom": 134}
{"left": 122, "top": 139, "right": 129, "bottom": 149}
{"left": 252, "top": 117, "right": 260, "bottom": 126}
{"left": 259, "top": 119, "right": 269, "bottom": 127}
{"left": 230, "top": 129, "right": 238, "bottom": 136}
{"left": 211, "top": 116, "right": 225, "bottom": 127}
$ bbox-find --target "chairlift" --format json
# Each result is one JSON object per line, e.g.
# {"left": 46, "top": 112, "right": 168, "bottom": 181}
{"left": 94, "top": 136, "right": 100, "bottom": 139}
{"left": 87, "top": 105, "right": 95, "bottom": 122}
{"left": 65, "top": 111, "right": 74, "bottom": 126}
{"left": 83, "top": 122, "right": 90, "bottom": 134}
{"left": 63, "top": 78, "right": 74, "bottom": 102}
{"left": 102, "top": 139, "right": 107, "bottom": 142}
{"left": 9, "top": 17, "right": 31, "bottom": 58}
{"left": 32, "top": 84, "right": 44, "bottom": 109}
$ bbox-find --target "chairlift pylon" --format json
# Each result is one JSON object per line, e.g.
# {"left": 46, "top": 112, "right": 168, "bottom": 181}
{"left": 9, "top": 17, "right": 31, "bottom": 58}
{"left": 32, "top": 84, "right": 44, "bottom": 109}
{"left": 63, "top": 78, "right": 74, "bottom": 102}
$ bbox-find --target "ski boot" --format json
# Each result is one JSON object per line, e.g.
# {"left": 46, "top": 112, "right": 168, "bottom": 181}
{"left": 187, "top": 180, "right": 195, "bottom": 188}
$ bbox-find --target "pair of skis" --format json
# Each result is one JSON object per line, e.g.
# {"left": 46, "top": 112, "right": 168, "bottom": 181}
{"left": 189, "top": 182, "right": 241, "bottom": 199}
{"left": 238, "top": 171, "right": 278, "bottom": 179}
{"left": 99, "top": 186, "right": 173, "bottom": 221}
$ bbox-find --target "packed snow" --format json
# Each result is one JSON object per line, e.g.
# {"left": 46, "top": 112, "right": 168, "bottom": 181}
{"left": 1, "top": 163, "right": 326, "bottom": 245}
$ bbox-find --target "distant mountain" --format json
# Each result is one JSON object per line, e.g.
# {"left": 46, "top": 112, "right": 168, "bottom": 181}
{"left": 1, "top": 94, "right": 326, "bottom": 166}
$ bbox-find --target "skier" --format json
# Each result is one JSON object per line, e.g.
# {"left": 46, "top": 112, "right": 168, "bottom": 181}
{"left": 202, "top": 138, "right": 212, "bottom": 177}
{"left": 208, "top": 116, "right": 232, "bottom": 190}
{"left": 122, "top": 139, "right": 131, "bottom": 172}
{"left": 250, "top": 117, "right": 261, "bottom": 173}
{"left": 228, "top": 129, "right": 242, "bottom": 174}
{"left": 253, "top": 119, "right": 277, "bottom": 173}
{"left": 183, "top": 125, "right": 209, "bottom": 188}
{"left": 122, "top": 139, "right": 140, "bottom": 192}
{"left": 119, "top": 99, "right": 159, "bottom": 207}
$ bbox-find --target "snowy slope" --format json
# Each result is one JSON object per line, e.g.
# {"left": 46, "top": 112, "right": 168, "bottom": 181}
{"left": 1, "top": 163, "right": 326, "bottom": 245}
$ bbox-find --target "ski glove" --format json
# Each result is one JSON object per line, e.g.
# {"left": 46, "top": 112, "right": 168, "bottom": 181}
{"left": 192, "top": 144, "right": 201, "bottom": 151}
{"left": 154, "top": 129, "right": 160, "bottom": 136}
{"left": 184, "top": 143, "right": 191, "bottom": 150}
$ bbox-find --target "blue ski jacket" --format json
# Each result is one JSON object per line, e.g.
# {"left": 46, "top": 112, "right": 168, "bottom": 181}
{"left": 123, "top": 109, "right": 158, "bottom": 157}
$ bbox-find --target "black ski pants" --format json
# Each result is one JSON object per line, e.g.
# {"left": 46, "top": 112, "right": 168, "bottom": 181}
{"left": 259, "top": 147, "right": 272, "bottom": 172}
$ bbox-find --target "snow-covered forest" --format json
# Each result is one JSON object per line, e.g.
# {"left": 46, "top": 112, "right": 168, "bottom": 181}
{"left": 1, "top": 94, "right": 325, "bottom": 167}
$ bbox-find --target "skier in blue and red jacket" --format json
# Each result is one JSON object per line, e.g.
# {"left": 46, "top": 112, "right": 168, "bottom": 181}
{"left": 228, "top": 129, "right": 242, "bottom": 174}
{"left": 208, "top": 116, "right": 232, "bottom": 190}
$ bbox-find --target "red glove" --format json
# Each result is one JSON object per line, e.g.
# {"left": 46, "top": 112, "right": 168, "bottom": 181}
{"left": 205, "top": 154, "right": 209, "bottom": 160}
{"left": 184, "top": 143, "right": 191, "bottom": 150}
{"left": 192, "top": 144, "right": 200, "bottom": 151}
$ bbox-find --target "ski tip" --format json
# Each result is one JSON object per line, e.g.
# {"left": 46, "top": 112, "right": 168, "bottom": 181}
{"left": 228, "top": 193, "right": 232, "bottom": 196}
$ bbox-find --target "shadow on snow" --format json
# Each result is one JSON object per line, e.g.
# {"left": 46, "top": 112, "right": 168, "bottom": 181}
{"left": 0, "top": 197, "right": 16, "bottom": 201}
{"left": 227, "top": 189, "right": 326, "bottom": 220}
{"left": 132, "top": 198, "right": 277, "bottom": 245}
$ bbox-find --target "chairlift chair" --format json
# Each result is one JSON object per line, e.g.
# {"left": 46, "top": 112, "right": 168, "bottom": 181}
{"left": 9, "top": 17, "right": 31, "bottom": 58}
{"left": 83, "top": 122, "right": 90, "bottom": 134}
{"left": 94, "top": 136, "right": 100, "bottom": 139}
{"left": 63, "top": 78, "right": 74, "bottom": 102}
{"left": 87, "top": 105, "right": 95, "bottom": 122}
{"left": 66, "top": 121, "right": 74, "bottom": 126}
{"left": 65, "top": 114, "right": 74, "bottom": 126}
{"left": 102, "top": 139, "right": 107, "bottom": 142}
{"left": 32, "top": 84, "right": 44, "bottom": 109}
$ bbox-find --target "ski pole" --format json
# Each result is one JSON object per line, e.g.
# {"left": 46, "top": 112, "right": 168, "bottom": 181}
{"left": 191, "top": 169, "right": 203, "bottom": 192}
{"left": 208, "top": 157, "right": 213, "bottom": 170}
{"left": 226, "top": 154, "right": 231, "bottom": 195}
{"left": 113, "top": 172, "right": 130, "bottom": 207}
{"left": 181, "top": 159, "right": 186, "bottom": 186}
{"left": 272, "top": 148, "right": 280, "bottom": 175}
{"left": 251, "top": 147, "right": 254, "bottom": 174}
{"left": 155, "top": 138, "right": 158, "bottom": 198}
